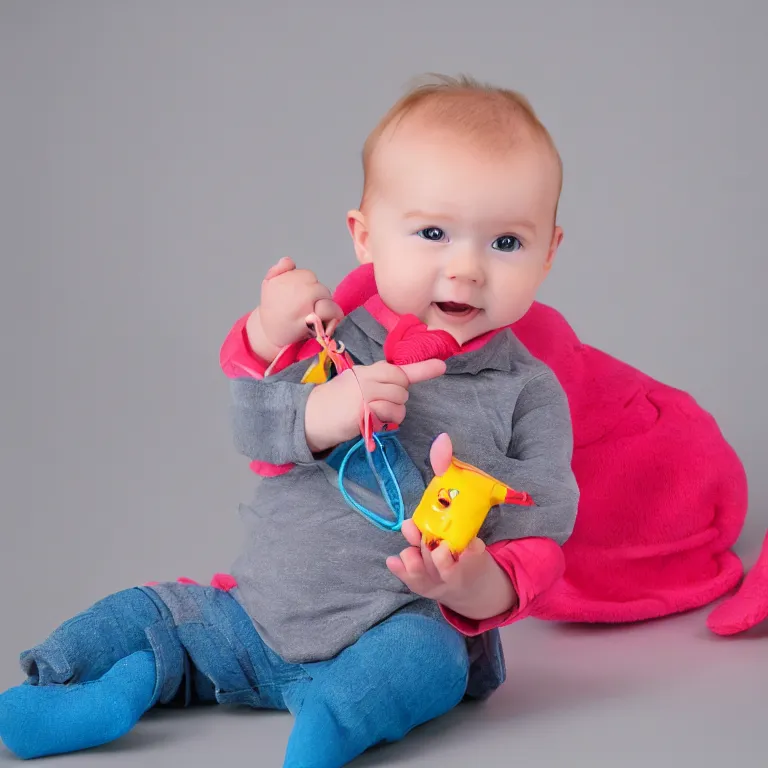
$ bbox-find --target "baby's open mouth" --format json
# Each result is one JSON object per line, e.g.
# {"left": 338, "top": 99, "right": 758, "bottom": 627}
{"left": 436, "top": 302, "right": 477, "bottom": 317}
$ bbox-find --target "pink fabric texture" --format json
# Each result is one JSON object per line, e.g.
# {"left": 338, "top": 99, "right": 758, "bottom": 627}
{"left": 210, "top": 573, "right": 239, "bottom": 592}
{"left": 707, "top": 531, "right": 768, "bottom": 635}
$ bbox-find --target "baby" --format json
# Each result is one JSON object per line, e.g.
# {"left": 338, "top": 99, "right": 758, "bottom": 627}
{"left": 0, "top": 75, "right": 580, "bottom": 767}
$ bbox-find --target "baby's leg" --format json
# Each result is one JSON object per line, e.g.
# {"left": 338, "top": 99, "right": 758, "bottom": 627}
{"left": 19, "top": 587, "right": 160, "bottom": 686}
{"left": 0, "top": 651, "right": 156, "bottom": 760}
{"left": 0, "top": 588, "right": 161, "bottom": 759}
{"left": 283, "top": 611, "right": 469, "bottom": 768}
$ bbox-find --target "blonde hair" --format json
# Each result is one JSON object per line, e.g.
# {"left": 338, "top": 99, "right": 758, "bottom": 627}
{"left": 360, "top": 73, "right": 562, "bottom": 210}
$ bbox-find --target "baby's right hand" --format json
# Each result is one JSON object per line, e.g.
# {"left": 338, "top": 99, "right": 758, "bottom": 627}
{"left": 248, "top": 257, "right": 344, "bottom": 359}
{"left": 304, "top": 359, "right": 447, "bottom": 454}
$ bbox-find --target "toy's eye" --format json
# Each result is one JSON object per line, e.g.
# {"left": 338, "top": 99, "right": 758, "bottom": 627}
{"left": 437, "top": 488, "right": 459, "bottom": 508}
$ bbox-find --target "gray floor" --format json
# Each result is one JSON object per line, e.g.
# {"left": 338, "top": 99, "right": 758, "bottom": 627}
{"left": 2, "top": 597, "right": 765, "bottom": 767}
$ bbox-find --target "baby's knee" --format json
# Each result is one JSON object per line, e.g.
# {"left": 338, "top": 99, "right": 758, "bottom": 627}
{"left": 337, "top": 613, "right": 469, "bottom": 713}
{"left": 382, "top": 613, "right": 469, "bottom": 688}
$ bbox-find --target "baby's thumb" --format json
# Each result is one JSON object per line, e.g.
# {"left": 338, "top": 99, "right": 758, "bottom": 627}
{"left": 464, "top": 537, "right": 487, "bottom": 557}
{"left": 313, "top": 298, "right": 344, "bottom": 328}
{"left": 400, "top": 358, "right": 447, "bottom": 385}
{"left": 264, "top": 256, "right": 295, "bottom": 281}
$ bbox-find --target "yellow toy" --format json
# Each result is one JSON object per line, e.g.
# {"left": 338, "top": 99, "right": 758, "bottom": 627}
{"left": 300, "top": 316, "right": 351, "bottom": 385}
{"left": 412, "top": 457, "right": 534, "bottom": 554}
{"left": 300, "top": 347, "right": 334, "bottom": 384}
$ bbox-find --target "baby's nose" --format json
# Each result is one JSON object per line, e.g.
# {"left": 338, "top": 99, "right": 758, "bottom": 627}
{"left": 445, "top": 249, "right": 486, "bottom": 284}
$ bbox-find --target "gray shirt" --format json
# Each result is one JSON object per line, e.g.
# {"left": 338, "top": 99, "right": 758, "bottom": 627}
{"left": 228, "top": 306, "right": 580, "bottom": 664}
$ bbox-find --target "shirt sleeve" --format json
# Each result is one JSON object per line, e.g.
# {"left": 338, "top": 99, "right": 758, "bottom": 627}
{"left": 220, "top": 313, "right": 308, "bottom": 379}
{"left": 220, "top": 314, "right": 323, "bottom": 467}
{"left": 439, "top": 537, "right": 566, "bottom": 635}
{"left": 476, "top": 367, "right": 580, "bottom": 547}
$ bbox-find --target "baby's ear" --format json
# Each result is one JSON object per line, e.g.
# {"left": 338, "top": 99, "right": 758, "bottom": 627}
{"left": 346, "top": 210, "right": 372, "bottom": 264}
{"left": 543, "top": 225, "right": 564, "bottom": 274}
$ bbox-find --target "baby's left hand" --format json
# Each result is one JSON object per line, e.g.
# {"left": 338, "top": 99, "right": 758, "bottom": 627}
{"left": 386, "top": 520, "right": 489, "bottom": 606}
{"left": 386, "top": 433, "right": 518, "bottom": 620}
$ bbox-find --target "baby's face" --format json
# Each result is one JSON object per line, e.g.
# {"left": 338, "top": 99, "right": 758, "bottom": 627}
{"left": 349, "top": 124, "right": 562, "bottom": 344}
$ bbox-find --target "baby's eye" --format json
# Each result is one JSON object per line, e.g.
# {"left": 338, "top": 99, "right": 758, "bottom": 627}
{"left": 492, "top": 235, "right": 522, "bottom": 253}
{"left": 417, "top": 227, "right": 446, "bottom": 242}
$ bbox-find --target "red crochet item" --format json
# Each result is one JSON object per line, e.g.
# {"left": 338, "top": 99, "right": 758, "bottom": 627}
{"left": 333, "top": 264, "right": 762, "bottom": 635}
{"left": 383, "top": 314, "right": 460, "bottom": 365}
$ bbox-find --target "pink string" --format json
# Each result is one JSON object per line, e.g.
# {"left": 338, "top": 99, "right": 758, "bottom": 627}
{"left": 263, "top": 344, "right": 292, "bottom": 377}
{"left": 349, "top": 366, "right": 375, "bottom": 451}
{"left": 303, "top": 313, "right": 376, "bottom": 451}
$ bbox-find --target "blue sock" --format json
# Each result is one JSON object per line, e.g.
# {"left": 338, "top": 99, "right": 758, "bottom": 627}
{"left": 0, "top": 650, "right": 156, "bottom": 760}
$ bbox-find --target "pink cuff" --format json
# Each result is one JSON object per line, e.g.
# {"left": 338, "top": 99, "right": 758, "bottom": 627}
{"left": 220, "top": 314, "right": 271, "bottom": 379}
{"left": 220, "top": 314, "right": 319, "bottom": 379}
{"left": 439, "top": 537, "right": 566, "bottom": 636}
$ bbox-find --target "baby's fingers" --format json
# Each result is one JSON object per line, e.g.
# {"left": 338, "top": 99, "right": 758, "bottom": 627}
{"left": 400, "top": 359, "right": 447, "bottom": 384}
{"left": 312, "top": 297, "right": 344, "bottom": 328}
{"left": 400, "top": 520, "right": 422, "bottom": 548}
{"left": 398, "top": 546, "right": 428, "bottom": 580}
{"left": 364, "top": 382, "right": 409, "bottom": 406}
{"left": 368, "top": 400, "right": 406, "bottom": 425}
{"left": 386, "top": 547, "right": 425, "bottom": 587}
{"left": 431, "top": 541, "right": 458, "bottom": 582}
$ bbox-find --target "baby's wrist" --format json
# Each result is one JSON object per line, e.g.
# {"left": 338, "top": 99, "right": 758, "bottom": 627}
{"left": 304, "top": 386, "right": 342, "bottom": 453}
{"left": 245, "top": 307, "right": 284, "bottom": 363}
{"left": 440, "top": 554, "right": 518, "bottom": 621}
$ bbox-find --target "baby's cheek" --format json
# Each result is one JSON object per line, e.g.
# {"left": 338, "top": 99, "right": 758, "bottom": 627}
{"left": 378, "top": 271, "right": 429, "bottom": 315}
{"left": 491, "top": 268, "right": 542, "bottom": 319}
{"left": 486, "top": 290, "right": 531, "bottom": 328}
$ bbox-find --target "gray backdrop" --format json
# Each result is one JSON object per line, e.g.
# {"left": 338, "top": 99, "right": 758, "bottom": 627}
{"left": 1, "top": 1, "right": 766, "bottom": 766}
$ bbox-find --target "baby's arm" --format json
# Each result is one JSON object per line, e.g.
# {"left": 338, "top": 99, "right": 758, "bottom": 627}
{"left": 220, "top": 308, "right": 323, "bottom": 471}
{"left": 228, "top": 365, "right": 321, "bottom": 468}
{"left": 441, "top": 368, "right": 579, "bottom": 633}
{"left": 485, "top": 368, "right": 579, "bottom": 543}
{"left": 220, "top": 255, "right": 343, "bottom": 467}
{"left": 221, "top": 317, "right": 445, "bottom": 465}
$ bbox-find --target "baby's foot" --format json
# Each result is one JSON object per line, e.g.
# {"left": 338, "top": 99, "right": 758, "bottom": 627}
{"left": 0, "top": 650, "right": 156, "bottom": 759}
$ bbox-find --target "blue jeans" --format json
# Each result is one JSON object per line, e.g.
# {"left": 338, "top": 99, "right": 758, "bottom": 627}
{"left": 17, "top": 584, "right": 470, "bottom": 767}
